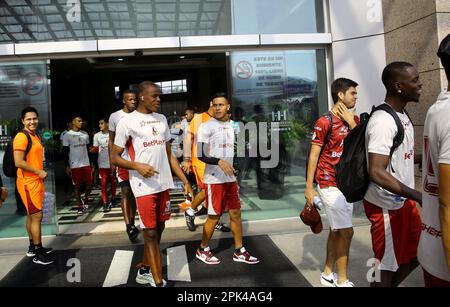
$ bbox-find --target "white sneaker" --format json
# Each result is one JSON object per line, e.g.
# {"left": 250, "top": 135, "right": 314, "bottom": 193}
{"left": 335, "top": 280, "right": 355, "bottom": 287}
{"left": 152, "top": 279, "right": 167, "bottom": 287}
{"left": 136, "top": 269, "right": 155, "bottom": 287}
{"left": 320, "top": 272, "right": 337, "bottom": 287}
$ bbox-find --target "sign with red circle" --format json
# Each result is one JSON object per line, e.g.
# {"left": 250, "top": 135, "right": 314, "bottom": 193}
{"left": 21, "top": 71, "right": 45, "bottom": 96}
{"left": 235, "top": 61, "right": 253, "bottom": 80}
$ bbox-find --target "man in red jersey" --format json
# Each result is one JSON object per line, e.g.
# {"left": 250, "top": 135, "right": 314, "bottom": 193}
{"left": 305, "top": 78, "right": 359, "bottom": 287}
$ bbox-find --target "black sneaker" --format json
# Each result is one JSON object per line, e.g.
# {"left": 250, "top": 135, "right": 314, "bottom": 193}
{"left": 77, "top": 206, "right": 84, "bottom": 215}
{"left": 111, "top": 199, "right": 120, "bottom": 208}
{"left": 185, "top": 211, "right": 196, "bottom": 231}
{"left": 27, "top": 245, "right": 52, "bottom": 257}
{"left": 103, "top": 203, "right": 111, "bottom": 212}
{"left": 127, "top": 225, "right": 139, "bottom": 241}
{"left": 215, "top": 223, "right": 231, "bottom": 232}
{"left": 32, "top": 251, "right": 54, "bottom": 265}
{"left": 40, "top": 246, "right": 53, "bottom": 254}
{"left": 195, "top": 206, "right": 208, "bottom": 216}
{"left": 81, "top": 198, "right": 89, "bottom": 210}
{"left": 26, "top": 245, "right": 35, "bottom": 257}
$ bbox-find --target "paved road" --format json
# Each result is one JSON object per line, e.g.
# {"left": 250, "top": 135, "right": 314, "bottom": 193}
{"left": 0, "top": 235, "right": 309, "bottom": 287}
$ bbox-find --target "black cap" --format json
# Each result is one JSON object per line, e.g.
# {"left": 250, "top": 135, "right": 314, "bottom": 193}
{"left": 437, "top": 34, "right": 450, "bottom": 58}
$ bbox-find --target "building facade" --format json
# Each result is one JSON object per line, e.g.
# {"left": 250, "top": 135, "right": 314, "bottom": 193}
{"left": 0, "top": 0, "right": 448, "bottom": 238}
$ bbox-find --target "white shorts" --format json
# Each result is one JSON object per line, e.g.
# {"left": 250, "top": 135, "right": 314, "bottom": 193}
{"left": 317, "top": 186, "right": 353, "bottom": 231}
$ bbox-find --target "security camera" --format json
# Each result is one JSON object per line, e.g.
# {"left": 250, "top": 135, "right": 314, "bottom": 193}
{"left": 134, "top": 50, "right": 143, "bottom": 57}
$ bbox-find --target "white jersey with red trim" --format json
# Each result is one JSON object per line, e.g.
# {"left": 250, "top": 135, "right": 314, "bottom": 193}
{"left": 197, "top": 118, "right": 236, "bottom": 184}
{"left": 114, "top": 111, "right": 174, "bottom": 197}
{"left": 93, "top": 131, "right": 110, "bottom": 169}
{"left": 109, "top": 109, "right": 130, "bottom": 160}
{"left": 364, "top": 104, "right": 415, "bottom": 210}
{"left": 419, "top": 90, "right": 450, "bottom": 281}
{"left": 62, "top": 130, "right": 90, "bottom": 169}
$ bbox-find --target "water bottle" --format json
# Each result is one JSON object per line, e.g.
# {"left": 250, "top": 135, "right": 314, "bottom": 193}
{"left": 42, "top": 192, "right": 55, "bottom": 224}
{"left": 42, "top": 205, "right": 51, "bottom": 223}
{"left": 313, "top": 196, "right": 324, "bottom": 211}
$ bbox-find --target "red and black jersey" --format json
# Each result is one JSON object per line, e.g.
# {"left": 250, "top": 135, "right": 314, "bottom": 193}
{"left": 311, "top": 113, "right": 359, "bottom": 188}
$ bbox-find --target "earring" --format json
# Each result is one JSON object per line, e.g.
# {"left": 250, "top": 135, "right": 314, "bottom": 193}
{"left": 398, "top": 90, "right": 402, "bottom": 94}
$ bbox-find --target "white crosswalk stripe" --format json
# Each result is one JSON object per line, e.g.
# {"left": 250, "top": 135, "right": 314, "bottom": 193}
{"left": 102, "top": 250, "right": 134, "bottom": 287}
{"left": 167, "top": 245, "right": 191, "bottom": 282}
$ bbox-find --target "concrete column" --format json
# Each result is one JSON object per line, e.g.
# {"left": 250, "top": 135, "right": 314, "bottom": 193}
{"left": 330, "top": 0, "right": 387, "bottom": 114}
{"left": 382, "top": 0, "right": 450, "bottom": 186}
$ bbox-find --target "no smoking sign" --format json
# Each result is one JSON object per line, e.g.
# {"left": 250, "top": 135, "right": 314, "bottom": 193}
{"left": 235, "top": 61, "right": 253, "bottom": 80}
{"left": 21, "top": 71, "right": 45, "bottom": 96}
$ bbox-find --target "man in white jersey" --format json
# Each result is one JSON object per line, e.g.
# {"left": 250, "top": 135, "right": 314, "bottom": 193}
{"left": 112, "top": 81, "right": 193, "bottom": 287}
{"left": 195, "top": 93, "right": 259, "bottom": 265}
{"left": 419, "top": 34, "right": 450, "bottom": 287}
{"left": 109, "top": 90, "right": 139, "bottom": 241}
{"left": 364, "top": 62, "right": 423, "bottom": 287}
{"left": 63, "top": 116, "right": 93, "bottom": 215}
{"left": 91, "top": 118, "right": 115, "bottom": 212}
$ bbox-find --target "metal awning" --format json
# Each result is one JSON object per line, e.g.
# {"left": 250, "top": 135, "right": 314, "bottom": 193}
{"left": 0, "top": 0, "right": 231, "bottom": 44}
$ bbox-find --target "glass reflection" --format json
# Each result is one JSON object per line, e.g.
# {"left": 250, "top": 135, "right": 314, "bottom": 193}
{"left": 230, "top": 49, "right": 327, "bottom": 220}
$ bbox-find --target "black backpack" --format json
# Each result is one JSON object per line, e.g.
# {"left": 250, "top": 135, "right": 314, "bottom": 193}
{"left": 335, "top": 104, "right": 409, "bottom": 203}
{"left": 305, "top": 112, "right": 333, "bottom": 184}
{"left": 2, "top": 130, "right": 33, "bottom": 178}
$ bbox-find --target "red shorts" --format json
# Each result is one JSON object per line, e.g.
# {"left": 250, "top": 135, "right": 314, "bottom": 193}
{"left": 423, "top": 269, "right": 450, "bottom": 287}
{"left": 71, "top": 166, "right": 92, "bottom": 186}
{"left": 363, "top": 199, "right": 421, "bottom": 272}
{"left": 205, "top": 182, "right": 241, "bottom": 216}
{"left": 116, "top": 167, "right": 129, "bottom": 183}
{"left": 135, "top": 191, "right": 171, "bottom": 229}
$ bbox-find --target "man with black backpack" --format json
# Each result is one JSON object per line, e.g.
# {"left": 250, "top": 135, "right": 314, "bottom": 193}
{"left": 363, "top": 62, "right": 423, "bottom": 287}
{"left": 305, "top": 78, "right": 359, "bottom": 287}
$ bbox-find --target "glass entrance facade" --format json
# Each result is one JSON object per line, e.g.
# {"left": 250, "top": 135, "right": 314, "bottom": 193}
{"left": 0, "top": 0, "right": 331, "bottom": 236}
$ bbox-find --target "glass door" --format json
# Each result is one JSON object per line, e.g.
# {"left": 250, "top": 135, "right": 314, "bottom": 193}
{"left": 0, "top": 60, "right": 58, "bottom": 238}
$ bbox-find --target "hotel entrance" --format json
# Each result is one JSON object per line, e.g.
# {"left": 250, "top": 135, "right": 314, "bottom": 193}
{"left": 0, "top": 47, "right": 328, "bottom": 237}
